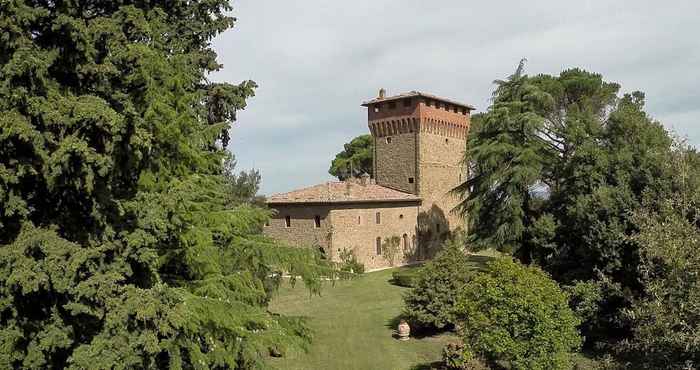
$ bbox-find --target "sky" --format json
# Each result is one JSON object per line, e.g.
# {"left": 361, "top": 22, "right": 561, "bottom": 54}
{"left": 210, "top": 0, "right": 700, "bottom": 195}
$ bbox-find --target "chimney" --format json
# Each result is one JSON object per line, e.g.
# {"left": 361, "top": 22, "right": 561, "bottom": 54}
{"left": 378, "top": 88, "right": 386, "bottom": 99}
{"left": 359, "top": 172, "right": 371, "bottom": 186}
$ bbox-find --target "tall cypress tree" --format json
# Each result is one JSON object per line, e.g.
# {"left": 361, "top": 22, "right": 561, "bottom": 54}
{"left": 0, "top": 1, "right": 329, "bottom": 368}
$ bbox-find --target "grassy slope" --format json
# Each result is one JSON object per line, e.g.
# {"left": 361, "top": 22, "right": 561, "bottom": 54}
{"left": 268, "top": 267, "right": 457, "bottom": 370}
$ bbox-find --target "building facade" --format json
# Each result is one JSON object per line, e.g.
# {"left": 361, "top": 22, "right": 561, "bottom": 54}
{"left": 265, "top": 90, "right": 473, "bottom": 270}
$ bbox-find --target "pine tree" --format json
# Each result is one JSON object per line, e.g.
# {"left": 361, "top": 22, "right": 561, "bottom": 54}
{"left": 454, "top": 59, "right": 554, "bottom": 261}
{"left": 328, "top": 134, "right": 374, "bottom": 180}
{"left": 0, "top": 1, "right": 330, "bottom": 368}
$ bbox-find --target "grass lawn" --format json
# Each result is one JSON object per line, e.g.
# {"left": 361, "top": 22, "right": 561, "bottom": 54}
{"left": 269, "top": 267, "right": 456, "bottom": 370}
{"left": 268, "top": 252, "right": 499, "bottom": 370}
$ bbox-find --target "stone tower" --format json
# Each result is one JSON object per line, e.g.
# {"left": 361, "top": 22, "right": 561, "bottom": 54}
{"left": 362, "top": 90, "right": 473, "bottom": 251}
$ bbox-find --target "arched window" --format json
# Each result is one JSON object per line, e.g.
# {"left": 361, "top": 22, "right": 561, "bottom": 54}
{"left": 402, "top": 234, "right": 408, "bottom": 251}
{"left": 376, "top": 237, "right": 382, "bottom": 255}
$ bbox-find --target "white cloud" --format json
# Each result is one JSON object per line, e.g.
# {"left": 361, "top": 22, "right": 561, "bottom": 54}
{"left": 212, "top": 0, "right": 700, "bottom": 194}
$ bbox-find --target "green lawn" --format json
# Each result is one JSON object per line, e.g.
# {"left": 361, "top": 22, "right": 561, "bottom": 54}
{"left": 268, "top": 267, "right": 457, "bottom": 370}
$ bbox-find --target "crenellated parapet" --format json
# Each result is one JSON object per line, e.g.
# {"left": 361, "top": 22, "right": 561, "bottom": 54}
{"left": 368, "top": 117, "right": 468, "bottom": 139}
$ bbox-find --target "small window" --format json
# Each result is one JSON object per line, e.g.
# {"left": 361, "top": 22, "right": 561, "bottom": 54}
{"left": 399, "top": 214, "right": 404, "bottom": 220}
{"left": 285, "top": 216, "right": 291, "bottom": 228}
{"left": 388, "top": 101, "right": 396, "bottom": 109}
{"left": 376, "top": 237, "right": 382, "bottom": 255}
{"left": 357, "top": 215, "right": 361, "bottom": 225}
{"left": 426, "top": 100, "right": 433, "bottom": 107}
{"left": 453, "top": 106, "right": 458, "bottom": 113}
{"left": 461, "top": 107, "right": 467, "bottom": 115}
{"left": 314, "top": 215, "right": 321, "bottom": 228}
{"left": 376, "top": 212, "right": 381, "bottom": 224}
{"left": 386, "top": 137, "right": 392, "bottom": 144}
{"left": 408, "top": 177, "right": 414, "bottom": 184}
{"left": 445, "top": 138, "right": 449, "bottom": 144}
{"left": 403, "top": 98, "right": 411, "bottom": 107}
{"left": 436, "top": 223, "right": 441, "bottom": 233}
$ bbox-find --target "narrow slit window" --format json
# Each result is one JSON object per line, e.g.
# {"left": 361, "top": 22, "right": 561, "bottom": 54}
{"left": 403, "top": 234, "right": 408, "bottom": 250}
{"left": 376, "top": 237, "right": 382, "bottom": 255}
{"left": 314, "top": 215, "right": 321, "bottom": 228}
{"left": 285, "top": 216, "right": 291, "bottom": 228}
{"left": 408, "top": 177, "right": 414, "bottom": 184}
{"left": 376, "top": 212, "right": 381, "bottom": 224}
{"left": 357, "top": 215, "right": 361, "bottom": 225}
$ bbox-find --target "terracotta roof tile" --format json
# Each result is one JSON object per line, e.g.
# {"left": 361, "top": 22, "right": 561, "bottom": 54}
{"left": 267, "top": 181, "right": 420, "bottom": 204}
{"left": 361, "top": 90, "right": 475, "bottom": 110}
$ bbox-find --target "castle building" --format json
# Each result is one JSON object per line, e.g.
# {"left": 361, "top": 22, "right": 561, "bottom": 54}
{"left": 264, "top": 90, "right": 473, "bottom": 270}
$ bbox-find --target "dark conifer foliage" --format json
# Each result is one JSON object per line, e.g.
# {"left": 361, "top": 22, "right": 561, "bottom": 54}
{"left": 456, "top": 61, "right": 695, "bottom": 345}
{"left": 0, "top": 1, "right": 329, "bottom": 368}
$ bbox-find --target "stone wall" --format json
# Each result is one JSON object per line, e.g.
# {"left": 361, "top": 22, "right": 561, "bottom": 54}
{"left": 373, "top": 132, "right": 417, "bottom": 194}
{"left": 330, "top": 201, "right": 421, "bottom": 270}
{"left": 265, "top": 201, "right": 421, "bottom": 271}
{"left": 418, "top": 131, "right": 467, "bottom": 234}
{"left": 263, "top": 204, "right": 333, "bottom": 257}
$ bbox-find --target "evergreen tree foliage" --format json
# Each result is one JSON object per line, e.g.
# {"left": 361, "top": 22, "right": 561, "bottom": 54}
{"left": 455, "top": 59, "right": 554, "bottom": 261}
{"left": 619, "top": 146, "right": 700, "bottom": 369}
{"left": 223, "top": 156, "right": 265, "bottom": 207}
{"left": 456, "top": 61, "right": 689, "bottom": 345}
{"left": 0, "top": 1, "right": 332, "bottom": 368}
{"left": 402, "top": 239, "right": 473, "bottom": 330}
{"left": 328, "top": 134, "right": 374, "bottom": 180}
{"left": 621, "top": 199, "right": 700, "bottom": 369}
{"left": 454, "top": 258, "right": 581, "bottom": 370}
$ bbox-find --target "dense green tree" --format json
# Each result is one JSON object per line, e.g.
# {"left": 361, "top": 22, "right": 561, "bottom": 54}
{"left": 455, "top": 59, "right": 555, "bottom": 261}
{"left": 620, "top": 198, "right": 700, "bottom": 369}
{"left": 402, "top": 238, "right": 473, "bottom": 330}
{"left": 223, "top": 156, "right": 265, "bottom": 207}
{"left": 618, "top": 145, "right": 700, "bottom": 369}
{"left": 328, "top": 134, "right": 374, "bottom": 180}
{"left": 454, "top": 258, "right": 581, "bottom": 370}
{"left": 457, "top": 62, "right": 686, "bottom": 347}
{"left": 0, "top": 1, "right": 331, "bottom": 368}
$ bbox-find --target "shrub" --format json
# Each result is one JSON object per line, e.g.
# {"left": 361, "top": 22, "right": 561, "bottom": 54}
{"left": 403, "top": 239, "right": 473, "bottom": 329}
{"left": 619, "top": 202, "right": 700, "bottom": 368}
{"left": 392, "top": 268, "right": 422, "bottom": 287}
{"left": 338, "top": 248, "right": 365, "bottom": 274}
{"left": 455, "top": 258, "right": 582, "bottom": 370}
{"left": 442, "top": 342, "right": 490, "bottom": 370}
{"left": 382, "top": 235, "right": 401, "bottom": 266}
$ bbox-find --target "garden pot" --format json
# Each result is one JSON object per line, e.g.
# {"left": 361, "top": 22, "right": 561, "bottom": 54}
{"left": 397, "top": 320, "right": 410, "bottom": 341}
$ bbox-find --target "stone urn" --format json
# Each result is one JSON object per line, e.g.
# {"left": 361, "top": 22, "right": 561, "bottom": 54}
{"left": 397, "top": 319, "right": 411, "bottom": 341}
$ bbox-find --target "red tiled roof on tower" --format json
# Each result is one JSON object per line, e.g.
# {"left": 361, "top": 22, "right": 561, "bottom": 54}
{"left": 361, "top": 90, "right": 475, "bottom": 110}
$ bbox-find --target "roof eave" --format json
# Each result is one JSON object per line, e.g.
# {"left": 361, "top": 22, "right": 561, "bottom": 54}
{"left": 361, "top": 92, "right": 475, "bottom": 110}
{"left": 266, "top": 198, "right": 422, "bottom": 206}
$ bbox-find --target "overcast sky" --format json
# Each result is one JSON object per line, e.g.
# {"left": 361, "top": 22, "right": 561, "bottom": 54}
{"left": 211, "top": 0, "right": 700, "bottom": 195}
